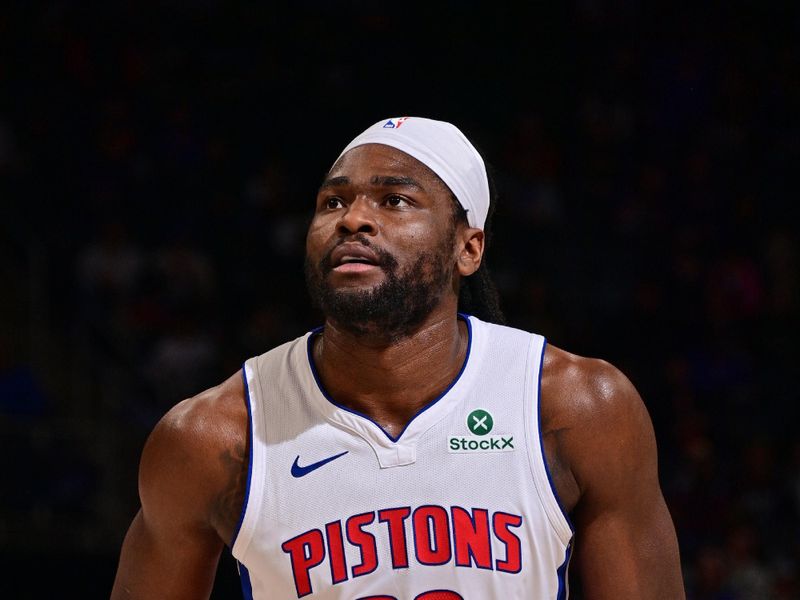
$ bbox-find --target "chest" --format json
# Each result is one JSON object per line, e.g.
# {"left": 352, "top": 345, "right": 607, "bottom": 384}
{"left": 247, "top": 410, "right": 564, "bottom": 600}
{"left": 230, "top": 321, "right": 574, "bottom": 599}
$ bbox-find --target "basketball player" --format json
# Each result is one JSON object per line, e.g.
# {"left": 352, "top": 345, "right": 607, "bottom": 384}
{"left": 111, "top": 117, "right": 685, "bottom": 598}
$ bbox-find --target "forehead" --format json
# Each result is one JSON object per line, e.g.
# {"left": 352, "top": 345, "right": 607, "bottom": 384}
{"left": 328, "top": 143, "right": 451, "bottom": 194}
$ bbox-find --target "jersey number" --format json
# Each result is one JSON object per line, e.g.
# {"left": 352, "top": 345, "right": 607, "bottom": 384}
{"left": 359, "top": 591, "right": 463, "bottom": 600}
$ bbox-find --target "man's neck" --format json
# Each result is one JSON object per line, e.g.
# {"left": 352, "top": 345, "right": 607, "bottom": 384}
{"left": 313, "top": 308, "right": 469, "bottom": 439}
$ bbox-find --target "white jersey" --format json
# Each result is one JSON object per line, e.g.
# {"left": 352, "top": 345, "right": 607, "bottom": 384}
{"left": 231, "top": 315, "right": 573, "bottom": 599}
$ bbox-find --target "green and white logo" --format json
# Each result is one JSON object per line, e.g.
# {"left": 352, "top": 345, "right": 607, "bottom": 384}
{"left": 449, "top": 408, "right": 514, "bottom": 454}
{"left": 467, "top": 409, "right": 493, "bottom": 435}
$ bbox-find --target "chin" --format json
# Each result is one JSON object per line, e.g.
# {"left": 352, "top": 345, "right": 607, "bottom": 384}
{"left": 326, "top": 270, "right": 386, "bottom": 290}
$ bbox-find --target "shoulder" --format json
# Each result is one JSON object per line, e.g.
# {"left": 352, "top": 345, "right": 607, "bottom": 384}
{"left": 541, "top": 343, "right": 645, "bottom": 423}
{"left": 540, "top": 343, "right": 656, "bottom": 501}
{"left": 138, "top": 370, "right": 248, "bottom": 541}
{"left": 141, "top": 370, "right": 247, "bottom": 475}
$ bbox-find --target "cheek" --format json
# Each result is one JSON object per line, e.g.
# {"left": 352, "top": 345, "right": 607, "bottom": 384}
{"left": 306, "top": 216, "right": 334, "bottom": 254}
{"left": 397, "top": 221, "right": 427, "bottom": 243}
{"left": 392, "top": 220, "right": 453, "bottom": 258}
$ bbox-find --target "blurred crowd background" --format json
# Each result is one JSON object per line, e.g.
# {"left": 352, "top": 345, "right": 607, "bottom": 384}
{"left": 1, "top": 2, "right": 798, "bottom": 598}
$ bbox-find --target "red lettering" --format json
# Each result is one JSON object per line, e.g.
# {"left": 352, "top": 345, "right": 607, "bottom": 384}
{"left": 493, "top": 512, "right": 523, "bottom": 573}
{"left": 415, "top": 592, "right": 463, "bottom": 600}
{"left": 346, "top": 512, "right": 379, "bottom": 577}
{"left": 413, "top": 505, "right": 451, "bottom": 565}
{"left": 360, "top": 591, "right": 462, "bottom": 600}
{"left": 325, "top": 520, "right": 348, "bottom": 584}
{"left": 452, "top": 507, "right": 492, "bottom": 569}
{"left": 281, "top": 529, "right": 326, "bottom": 598}
{"left": 282, "top": 505, "right": 523, "bottom": 596}
{"left": 378, "top": 507, "right": 411, "bottom": 568}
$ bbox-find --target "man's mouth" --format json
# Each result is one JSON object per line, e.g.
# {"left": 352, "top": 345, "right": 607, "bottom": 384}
{"left": 329, "top": 242, "right": 382, "bottom": 273}
{"left": 316, "top": 235, "right": 400, "bottom": 280}
{"left": 333, "top": 260, "right": 379, "bottom": 273}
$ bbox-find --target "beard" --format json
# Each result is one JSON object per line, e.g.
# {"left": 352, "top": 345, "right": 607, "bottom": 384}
{"left": 305, "top": 233, "right": 454, "bottom": 341}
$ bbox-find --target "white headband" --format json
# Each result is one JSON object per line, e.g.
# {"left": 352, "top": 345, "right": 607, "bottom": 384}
{"left": 336, "top": 117, "right": 490, "bottom": 229}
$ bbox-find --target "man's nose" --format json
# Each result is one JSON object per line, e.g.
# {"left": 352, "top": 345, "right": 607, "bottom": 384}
{"left": 336, "top": 196, "right": 378, "bottom": 236}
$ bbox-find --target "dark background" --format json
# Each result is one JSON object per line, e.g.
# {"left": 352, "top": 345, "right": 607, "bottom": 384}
{"left": 2, "top": 2, "right": 798, "bottom": 598}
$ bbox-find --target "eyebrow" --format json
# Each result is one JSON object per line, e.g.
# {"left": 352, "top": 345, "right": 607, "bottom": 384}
{"left": 318, "top": 175, "right": 426, "bottom": 192}
{"left": 318, "top": 176, "right": 350, "bottom": 191}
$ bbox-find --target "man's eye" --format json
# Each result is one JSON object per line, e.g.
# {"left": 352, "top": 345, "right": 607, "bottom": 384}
{"left": 325, "top": 197, "right": 343, "bottom": 209}
{"left": 385, "top": 195, "right": 409, "bottom": 208}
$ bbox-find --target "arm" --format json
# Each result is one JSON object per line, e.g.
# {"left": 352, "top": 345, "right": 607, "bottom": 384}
{"left": 542, "top": 348, "right": 684, "bottom": 599}
{"left": 111, "top": 373, "right": 248, "bottom": 600}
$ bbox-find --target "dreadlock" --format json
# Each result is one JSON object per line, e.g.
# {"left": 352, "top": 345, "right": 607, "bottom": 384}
{"left": 449, "top": 165, "right": 505, "bottom": 325}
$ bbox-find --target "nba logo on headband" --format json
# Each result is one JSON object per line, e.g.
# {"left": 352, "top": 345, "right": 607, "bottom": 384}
{"left": 382, "top": 117, "right": 409, "bottom": 129}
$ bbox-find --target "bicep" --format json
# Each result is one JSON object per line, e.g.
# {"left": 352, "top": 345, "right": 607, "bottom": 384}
{"left": 111, "top": 398, "right": 233, "bottom": 599}
{"left": 111, "top": 509, "right": 223, "bottom": 600}
{"left": 565, "top": 364, "right": 684, "bottom": 599}
{"left": 572, "top": 480, "right": 683, "bottom": 598}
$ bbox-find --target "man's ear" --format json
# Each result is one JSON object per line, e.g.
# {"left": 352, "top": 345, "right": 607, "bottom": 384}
{"left": 456, "top": 228, "right": 484, "bottom": 276}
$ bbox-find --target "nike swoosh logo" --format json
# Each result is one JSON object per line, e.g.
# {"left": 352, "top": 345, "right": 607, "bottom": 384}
{"left": 291, "top": 451, "right": 349, "bottom": 478}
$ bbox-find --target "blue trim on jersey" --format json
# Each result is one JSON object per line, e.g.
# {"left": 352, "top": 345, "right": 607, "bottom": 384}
{"left": 536, "top": 339, "right": 576, "bottom": 533}
{"left": 230, "top": 364, "right": 255, "bottom": 548}
{"left": 556, "top": 539, "right": 573, "bottom": 599}
{"left": 238, "top": 559, "right": 254, "bottom": 600}
{"left": 306, "top": 313, "right": 474, "bottom": 443}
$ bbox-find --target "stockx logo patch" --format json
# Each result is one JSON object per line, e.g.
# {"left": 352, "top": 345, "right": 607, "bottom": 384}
{"left": 449, "top": 409, "right": 515, "bottom": 453}
{"left": 467, "top": 409, "right": 493, "bottom": 435}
